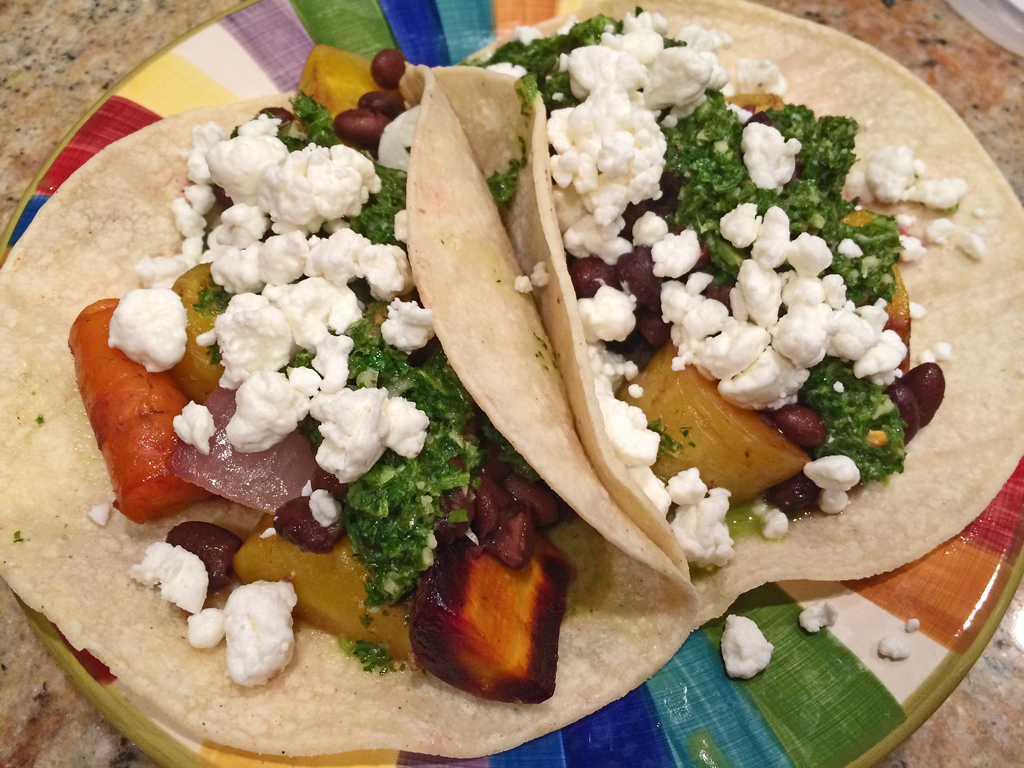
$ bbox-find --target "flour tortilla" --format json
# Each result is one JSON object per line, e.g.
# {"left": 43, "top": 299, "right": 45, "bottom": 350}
{"left": 0, "top": 83, "right": 696, "bottom": 756}
{"left": 457, "top": 0, "right": 1024, "bottom": 624}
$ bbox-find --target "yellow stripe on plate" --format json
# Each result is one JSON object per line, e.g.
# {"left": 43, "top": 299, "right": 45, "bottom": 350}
{"left": 118, "top": 52, "right": 239, "bottom": 117}
{"left": 556, "top": 0, "right": 584, "bottom": 15}
{"left": 198, "top": 744, "right": 399, "bottom": 768}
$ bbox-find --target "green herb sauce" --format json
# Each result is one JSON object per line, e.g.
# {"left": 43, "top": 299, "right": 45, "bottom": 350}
{"left": 349, "top": 164, "right": 407, "bottom": 247}
{"left": 486, "top": 137, "right": 527, "bottom": 206}
{"left": 801, "top": 358, "right": 905, "bottom": 482}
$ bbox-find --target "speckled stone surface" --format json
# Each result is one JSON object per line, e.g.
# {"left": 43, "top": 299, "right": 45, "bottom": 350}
{"left": 0, "top": 1, "right": 1022, "bottom": 766}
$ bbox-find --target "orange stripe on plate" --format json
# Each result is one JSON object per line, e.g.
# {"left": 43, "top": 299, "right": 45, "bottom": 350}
{"left": 845, "top": 538, "right": 1007, "bottom": 653}
{"left": 197, "top": 744, "right": 399, "bottom": 767}
{"left": 493, "top": 0, "right": 559, "bottom": 37}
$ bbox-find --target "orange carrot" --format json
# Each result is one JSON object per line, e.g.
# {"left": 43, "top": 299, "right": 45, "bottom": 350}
{"left": 69, "top": 299, "right": 211, "bottom": 523}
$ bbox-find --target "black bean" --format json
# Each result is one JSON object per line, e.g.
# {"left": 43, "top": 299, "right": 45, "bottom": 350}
{"left": 212, "top": 185, "right": 232, "bottom": 208}
{"left": 333, "top": 108, "right": 391, "bottom": 153}
{"left": 311, "top": 465, "right": 348, "bottom": 499}
{"left": 259, "top": 106, "right": 294, "bottom": 128}
{"left": 765, "top": 472, "right": 819, "bottom": 515}
{"left": 358, "top": 90, "right": 405, "bottom": 120}
{"left": 769, "top": 405, "right": 827, "bottom": 448}
{"left": 616, "top": 246, "right": 661, "bottom": 309}
{"left": 274, "top": 497, "right": 343, "bottom": 554}
{"left": 885, "top": 381, "right": 921, "bottom": 442}
{"left": 472, "top": 476, "right": 512, "bottom": 539}
{"left": 371, "top": 48, "right": 408, "bottom": 90}
{"left": 747, "top": 110, "right": 774, "bottom": 127}
{"left": 502, "top": 474, "right": 560, "bottom": 528}
{"left": 485, "top": 504, "right": 535, "bottom": 570}
{"left": 703, "top": 279, "right": 733, "bottom": 311}
{"left": 435, "top": 486, "right": 474, "bottom": 545}
{"left": 901, "top": 362, "right": 944, "bottom": 427}
{"left": 659, "top": 170, "right": 682, "bottom": 205}
{"left": 569, "top": 256, "right": 618, "bottom": 299}
{"left": 620, "top": 200, "right": 657, "bottom": 240}
{"left": 636, "top": 307, "right": 672, "bottom": 348}
{"left": 166, "top": 521, "right": 242, "bottom": 591}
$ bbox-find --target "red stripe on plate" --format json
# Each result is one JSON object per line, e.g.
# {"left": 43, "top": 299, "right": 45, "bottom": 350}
{"left": 959, "top": 455, "right": 1024, "bottom": 557}
{"left": 38, "top": 96, "right": 162, "bottom": 195}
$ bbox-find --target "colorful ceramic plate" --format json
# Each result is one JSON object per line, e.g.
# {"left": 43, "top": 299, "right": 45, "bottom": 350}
{"left": 3, "top": 1, "right": 1023, "bottom": 765}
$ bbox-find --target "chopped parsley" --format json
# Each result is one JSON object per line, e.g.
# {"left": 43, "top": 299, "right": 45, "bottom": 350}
{"left": 13, "top": 531, "right": 24, "bottom": 544}
{"left": 277, "top": 92, "right": 339, "bottom": 151}
{"left": 339, "top": 638, "right": 404, "bottom": 674}
{"left": 515, "top": 74, "right": 539, "bottom": 114}
{"left": 486, "top": 137, "right": 527, "bottom": 206}
{"left": 801, "top": 358, "right": 905, "bottom": 482}
{"left": 474, "top": 15, "right": 624, "bottom": 112}
{"left": 35, "top": 414, "right": 44, "bottom": 425}
{"left": 336, "top": 311, "right": 483, "bottom": 607}
{"left": 349, "top": 164, "right": 407, "bottom": 247}
{"left": 649, "top": 419, "right": 683, "bottom": 457}
{"left": 192, "top": 283, "right": 232, "bottom": 317}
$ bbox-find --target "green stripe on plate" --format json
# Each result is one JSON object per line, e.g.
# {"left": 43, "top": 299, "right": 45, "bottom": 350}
{"left": 289, "top": 0, "right": 397, "bottom": 58}
{"left": 703, "top": 584, "right": 906, "bottom": 768}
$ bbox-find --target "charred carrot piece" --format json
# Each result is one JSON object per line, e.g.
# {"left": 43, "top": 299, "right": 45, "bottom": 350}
{"left": 68, "top": 299, "right": 211, "bottom": 523}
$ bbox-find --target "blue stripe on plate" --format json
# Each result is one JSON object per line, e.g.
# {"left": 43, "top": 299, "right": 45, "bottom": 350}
{"left": 433, "top": 0, "right": 494, "bottom": 63}
{"left": 378, "top": 0, "right": 450, "bottom": 66}
{"left": 646, "top": 631, "right": 794, "bottom": 768}
{"left": 561, "top": 685, "right": 676, "bottom": 768}
{"left": 491, "top": 730, "right": 567, "bottom": 768}
{"left": 9, "top": 195, "right": 50, "bottom": 247}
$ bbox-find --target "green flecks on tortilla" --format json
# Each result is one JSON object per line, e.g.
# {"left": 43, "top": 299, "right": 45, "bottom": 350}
{"left": 486, "top": 136, "right": 527, "bottom": 206}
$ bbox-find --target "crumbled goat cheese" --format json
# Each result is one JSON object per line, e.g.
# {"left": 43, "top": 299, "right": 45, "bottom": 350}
{"left": 358, "top": 243, "right": 413, "bottom": 300}
{"left": 382, "top": 396, "right": 429, "bottom": 458}
{"left": 651, "top": 230, "right": 701, "bottom": 278}
{"left": 530, "top": 262, "right": 550, "bottom": 287}
{"left": 566, "top": 45, "right": 647, "bottom": 99}
{"left": 818, "top": 488, "right": 850, "bottom": 514}
{"left": 760, "top": 508, "right": 788, "bottom": 539}
{"left": 378, "top": 106, "right": 420, "bottom": 172}
{"left": 393, "top": 209, "right": 408, "bottom": 243}
{"left": 305, "top": 228, "right": 365, "bottom": 286}
{"left": 900, "top": 235, "right": 927, "bottom": 262}
{"left": 226, "top": 370, "right": 310, "bottom": 453}
{"left": 720, "top": 203, "right": 763, "bottom": 248}
{"left": 905, "top": 618, "right": 920, "bottom": 633}
{"left": 877, "top": 635, "right": 911, "bottom": 661}
{"left": 598, "top": 393, "right": 660, "bottom": 467}
{"left": 628, "top": 465, "right": 672, "bottom": 514}
{"left": 734, "top": 58, "right": 787, "bottom": 96}
{"left": 721, "top": 614, "right": 773, "bottom": 679}
{"left": 212, "top": 203, "right": 269, "bottom": 249}
{"left": 804, "top": 455, "right": 861, "bottom": 491}
{"left": 258, "top": 231, "right": 309, "bottom": 286}
{"left": 88, "top": 503, "right": 110, "bottom": 526}
{"left": 674, "top": 24, "right": 733, "bottom": 55}
{"left": 909, "top": 301, "right": 927, "bottom": 319}
{"left": 905, "top": 177, "right": 968, "bottom": 209}
{"left": 309, "top": 488, "right": 341, "bottom": 527}
{"left": 799, "top": 601, "right": 839, "bottom": 633}
{"left": 173, "top": 401, "right": 216, "bottom": 455}
{"left": 578, "top": 285, "right": 637, "bottom": 342}
{"left": 311, "top": 387, "right": 391, "bottom": 482}
{"left": 750, "top": 206, "right": 790, "bottom": 268}
{"left": 288, "top": 365, "right": 322, "bottom": 398}
{"left": 953, "top": 229, "right": 986, "bottom": 260}
{"left": 512, "top": 24, "right": 544, "bottom": 44}
{"left": 206, "top": 131, "right": 289, "bottom": 207}
{"left": 486, "top": 62, "right": 528, "bottom": 79}
{"left": 627, "top": 383, "right": 643, "bottom": 398}
{"left": 172, "top": 196, "right": 207, "bottom": 239}
{"left": 259, "top": 144, "right": 381, "bottom": 232}
{"left": 381, "top": 298, "right": 435, "bottom": 351}
{"left": 134, "top": 253, "right": 198, "bottom": 290}
{"left": 188, "top": 608, "right": 226, "bottom": 648}
{"left": 741, "top": 123, "right": 801, "bottom": 191}
{"left": 130, "top": 542, "right": 209, "bottom": 615}
{"left": 865, "top": 145, "right": 916, "bottom": 203}
{"left": 108, "top": 288, "right": 188, "bottom": 373}
{"left": 670, "top": 485, "right": 734, "bottom": 568}
{"left": 644, "top": 45, "right": 728, "bottom": 116}
{"left": 201, "top": 293, "right": 296, "bottom": 389}
{"left": 223, "top": 580, "right": 297, "bottom": 685}
{"left": 186, "top": 122, "right": 229, "bottom": 185}
{"left": 514, "top": 275, "right": 533, "bottom": 293}
{"left": 183, "top": 182, "right": 215, "bottom": 215}
{"left": 926, "top": 217, "right": 956, "bottom": 244}
{"left": 312, "top": 333, "right": 355, "bottom": 395}
{"left": 210, "top": 243, "right": 264, "bottom": 295}
{"left": 632, "top": 211, "right": 669, "bottom": 246}
{"left": 263, "top": 277, "right": 362, "bottom": 349}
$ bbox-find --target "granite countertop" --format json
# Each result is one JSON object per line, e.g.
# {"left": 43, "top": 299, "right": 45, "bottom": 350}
{"left": 0, "top": 0, "right": 1022, "bottom": 765}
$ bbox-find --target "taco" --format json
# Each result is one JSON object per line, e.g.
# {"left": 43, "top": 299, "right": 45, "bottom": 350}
{"left": 456, "top": 0, "right": 1024, "bottom": 623}
{"left": 0, "top": 66, "right": 696, "bottom": 757}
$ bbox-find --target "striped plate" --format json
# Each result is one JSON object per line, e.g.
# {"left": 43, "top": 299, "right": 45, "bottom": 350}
{"left": 4, "top": 1, "right": 1023, "bottom": 766}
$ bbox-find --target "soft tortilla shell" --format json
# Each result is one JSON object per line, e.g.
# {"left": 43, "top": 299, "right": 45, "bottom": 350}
{"left": 487, "top": 0, "right": 1024, "bottom": 623}
{"left": 0, "top": 94, "right": 694, "bottom": 756}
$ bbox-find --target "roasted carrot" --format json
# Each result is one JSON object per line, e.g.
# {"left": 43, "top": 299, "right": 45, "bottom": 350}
{"left": 68, "top": 299, "right": 211, "bottom": 523}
